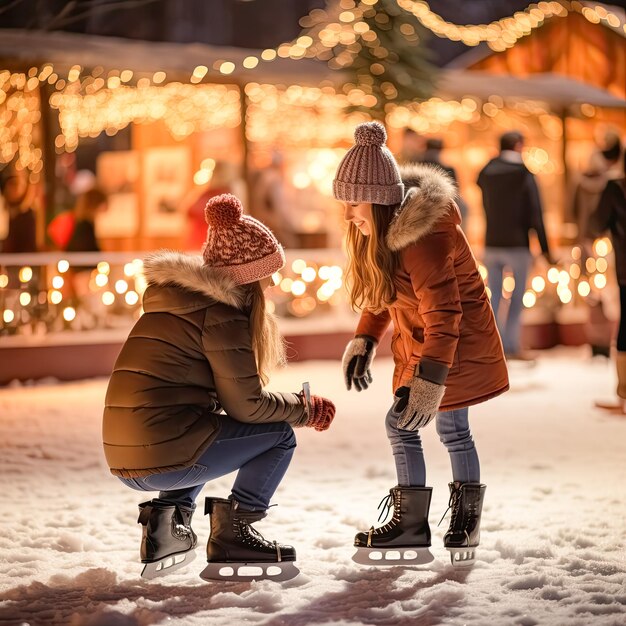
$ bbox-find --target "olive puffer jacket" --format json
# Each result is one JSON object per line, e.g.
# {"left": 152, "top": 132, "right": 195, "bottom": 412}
{"left": 102, "top": 251, "right": 307, "bottom": 478}
{"left": 355, "top": 164, "right": 509, "bottom": 411}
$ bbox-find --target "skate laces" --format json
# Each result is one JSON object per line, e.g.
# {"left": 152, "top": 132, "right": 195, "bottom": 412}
{"left": 438, "top": 484, "right": 461, "bottom": 527}
{"left": 377, "top": 492, "right": 394, "bottom": 523}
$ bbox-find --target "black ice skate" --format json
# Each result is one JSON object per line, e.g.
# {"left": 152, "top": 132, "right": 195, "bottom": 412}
{"left": 138, "top": 500, "right": 197, "bottom": 579}
{"left": 199, "top": 497, "right": 299, "bottom": 582}
{"left": 442, "top": 482, "right": 486, "bottom": 567}
{"left": 352, "top": 486, "right": 435, "bottom": 566}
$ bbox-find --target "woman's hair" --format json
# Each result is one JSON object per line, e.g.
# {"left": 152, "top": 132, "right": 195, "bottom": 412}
{"left": 75, "top": 188, "right": 107, "bottom": 220}
{"left": 246, "top": 280, "right": 286, "bottom": 386}
{"left": 345, "top": 203, "right": 399, "bottom": 314}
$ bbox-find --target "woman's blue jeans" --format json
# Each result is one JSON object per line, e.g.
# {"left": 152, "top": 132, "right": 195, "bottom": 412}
{"left": 118, "top": 415, "right": 296, "bottom": 511}
{"left": 385, "top": 399, "right": 480, "bottom": 486}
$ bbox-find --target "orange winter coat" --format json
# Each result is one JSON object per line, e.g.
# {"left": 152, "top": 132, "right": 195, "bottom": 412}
{"left": 355, "top": 164, "right": 509, "bottom": 411}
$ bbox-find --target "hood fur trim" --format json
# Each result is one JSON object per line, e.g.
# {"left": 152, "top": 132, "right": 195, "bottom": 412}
{"left": 386, "top": 164, "right": 457, "bottom": 251}
{"left": 143, "top": 250, "right": 246, "bottom": 309}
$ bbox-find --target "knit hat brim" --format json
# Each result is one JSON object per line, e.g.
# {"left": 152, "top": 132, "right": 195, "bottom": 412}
{"left": 333, "top": 180, "right": 404, "bottom": 206}
{"left": 217, "top": 247, "right": 286, "bottom": 285}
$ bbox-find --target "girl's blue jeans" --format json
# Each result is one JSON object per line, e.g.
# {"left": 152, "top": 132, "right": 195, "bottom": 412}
{"left": 118, "top": 415, "right": 296, "bottom": 511}
{"left": 385, "top": 397, "right": 480, "bottom": 486}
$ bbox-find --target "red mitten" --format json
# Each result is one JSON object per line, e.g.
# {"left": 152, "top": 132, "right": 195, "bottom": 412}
{"left": 305, "top": 395, "right": 336, "bottom": 431}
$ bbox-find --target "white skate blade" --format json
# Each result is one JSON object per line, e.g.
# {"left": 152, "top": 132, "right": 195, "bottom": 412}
{"left": 199, "top": 560, "right": 299, "bottom": 583}
{"left": 447, "top": 547, "right": 476, "bottom": 567}
{"left": 352, "top": 546, "right": 435, "bottom": 566}
{"left": 140, "top": 549, "right": 196, "bottom": 579}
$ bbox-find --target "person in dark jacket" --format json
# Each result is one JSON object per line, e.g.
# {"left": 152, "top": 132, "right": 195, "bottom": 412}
{"left": 66, "top": 187, "right": 107, "bottom": 252}
{"left": 0, "top": 170, "right": 37, "bottom": 253}
{"left": 588, "top": 152, "right": 626, "bottom": 414}
{"left": 103, "top": 193, "right": 335, "bottom": 580}
{"left": 477, "top": 130, "right": 552, "bottom": 360}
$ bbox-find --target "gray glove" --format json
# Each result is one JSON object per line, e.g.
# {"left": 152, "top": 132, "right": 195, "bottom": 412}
{"left": 397, "top": 377, "right": 446, "bottom": 431}
{"left": 342, "top": 335, "right": 377, "bottom": 391}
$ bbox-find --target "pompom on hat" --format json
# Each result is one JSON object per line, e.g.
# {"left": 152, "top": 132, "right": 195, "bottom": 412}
{"left": 333, "top": 121, "right": 404, "bottom": 206}
{"left": 202, "top": 193, "right": 285, "bottom": 285}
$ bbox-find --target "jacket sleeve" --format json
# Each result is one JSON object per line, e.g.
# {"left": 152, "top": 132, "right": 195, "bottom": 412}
{"left": 525, "top": 173, "right": 550, "bottom": 255}
{"left": 355, "top": 308, "right": 391, "bottom": 343}
{"left": 587, "top": 181, "right": 616, "bottom": 238}
{"left": 202, "top": 310, "right": 307, "bottom": 427}
{"left": 404, "top": 227, "right": 462, "bottom": 385}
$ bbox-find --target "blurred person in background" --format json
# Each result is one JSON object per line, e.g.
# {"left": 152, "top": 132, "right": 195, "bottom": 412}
{"left": 66, "top": 187, "right": 108, "bottom": 253}
{"left": 185, "top": 161, "right": 244, "bottom": 250}
{"left": 250, "top": 151, "right": 298, "bottom": 248}
{"left": 399, "top": 127, "right": 424, "bottom": 165}
{"left": 588, "top": 150, "right": 626, "bottom": 414}
{"left": 477, "top": 131, "right": 553, "bottom": 362}
{"left": 572, "top": 132, "right": 623, "bottom": 253}
{"left": 0, "top": 168, "right": 37, "bottom": 253}
{"left": 419, "top": 137, "right": 468, "bottom": 226}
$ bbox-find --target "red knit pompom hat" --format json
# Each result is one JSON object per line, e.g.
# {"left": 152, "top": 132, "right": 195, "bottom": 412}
{"left": 202, "top": 193, "right": 286, "bottom": 285}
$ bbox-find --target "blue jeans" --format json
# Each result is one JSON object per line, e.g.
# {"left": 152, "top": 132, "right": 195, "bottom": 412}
{"left": 118, "top": 416, "right": 296, "bottom": 511}
{"left": 483, "top": 247, "right": 532, "bottom": 355}
{"left": 385, "top": 400, "right": 480, "bottom": 486}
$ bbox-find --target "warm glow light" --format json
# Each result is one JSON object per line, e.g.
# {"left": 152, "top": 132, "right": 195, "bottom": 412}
{"left": 243, "top": 56, "right": 259, "bottom": 69}
{"left": 523, "top": 291, "right": 536, "bottom": 308}
{"left": 124, "top": 262, "right": 137, "bottom": 277}
{"left": 102, "top": 291, "right": 115, "bottom": 305}
{"left": 49, "top": 290, "right": 62, "bottom": 304}
{"left": 63, "top": 306, "right": 76, "bottom": 321}
{"left": 95, "top": 273, "right": 108, "bottom": 287}
{"left": 0, "top": 275, "right": 8, "bottom": 289}
{"left": 558, "top": 289, "right": 572, "bottom": 304}
{"left": 318, "top": 266, "right": 331, "bottom": 280}
{"left": 585, "top": 258, "right": 596, "bottom": 273}
{"left": 594, "top": 274, "right": 607, "bottom": 289}
{"left": 558, "top": 271, "right": 570, "bottom": 286}
{"left": 97, "top": 261, "right": 110, "bottom": 275}
{"left": 219, "top": 62, "right": 235, "bottom": 75}
{"left": 531, "top": 276, "right": 545, "bottom": 292}
{"left": 594, "top": 238, "right": 611, "bottom": 257}
{"left": 115, "top": 279, "right": 128, "bottom": 294}
{"left": 292, "top": 259, "right": 307, "bottom": 274}
{"left": 547, "top": 267, "right": 559, "bottom": 283}
{"left": 478, "top": 264, "right": 488, "bottom": 281}
{"left": 502, "top": 276, "right": 515, "bottom": 292}
{"left": 125, "top": 291, "right": 139, "bottom": 305}
{"left": 578, "top": 281, "right": 591, "bottom": 297}
{"left": 280, "top": 278, "right": 294, "bottom": 293}
{"left": 19, "top": 292, "right": 31, "bottom": 306}
{"left": 291, "top": 280, "right": 306, "bottom": 296}
{"left": 194, "top": 169, "right": 212, "bottom": 186}
{"left": 595, "top": 258, "right": 608, "bottom": 273}
{"left": 301, "top": 267, "right": 316, "bottom": 282}
{"left": 569, "top": 264, "right": 581, "bottom": 279}
{"left": 52, "top": 276, "right": 64, "bottom": 289}
{"left": 3, "top": 309, "right": 15, "bottom": 323}
{"left": 19, "top": 267, "right": 33, "bottom": 283}
{"left": 57, "top": 259, "right": 70, "bottom": 273}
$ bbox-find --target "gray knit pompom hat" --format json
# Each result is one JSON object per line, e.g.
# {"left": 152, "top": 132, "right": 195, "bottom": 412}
{"left": 333, "top": 121, "right": 404, "bottom": 205}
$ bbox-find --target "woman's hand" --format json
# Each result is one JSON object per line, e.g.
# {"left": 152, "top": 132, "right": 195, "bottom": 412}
{"left": 342, "top": 335, "right": 377, "bottom": 391}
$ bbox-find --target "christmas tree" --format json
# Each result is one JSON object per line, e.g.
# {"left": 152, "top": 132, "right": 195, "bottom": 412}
{"left": 301, "top": 0, "right": 437, "bottom": 118}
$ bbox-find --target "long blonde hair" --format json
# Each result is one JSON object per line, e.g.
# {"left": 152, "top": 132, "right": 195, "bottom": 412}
{"left": 246, "top": 281, "right": 286, "bottom": 386}
{"left": 345, "top": 203, "right": 400, "bottom": 314}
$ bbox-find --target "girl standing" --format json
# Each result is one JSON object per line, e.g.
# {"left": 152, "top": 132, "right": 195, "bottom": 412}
{"left": 335, "top": 122, "right": 508, "bottom": 566}
{"left": 103, "top": 194, "right": 335, "bottom": 580}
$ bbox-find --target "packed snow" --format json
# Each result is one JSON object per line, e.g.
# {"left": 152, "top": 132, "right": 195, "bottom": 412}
{"left": 0, "top": 347, "right": 625, "bottom": 626}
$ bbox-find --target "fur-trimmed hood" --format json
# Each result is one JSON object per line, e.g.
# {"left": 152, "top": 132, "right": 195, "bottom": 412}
{"left": 142, "top": 250, "right": 246, "bottom": 311}
{"left": 386, "top": 164, "right": 458, "bottom": 252}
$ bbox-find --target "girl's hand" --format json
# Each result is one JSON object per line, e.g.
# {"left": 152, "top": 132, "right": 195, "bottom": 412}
{"left": 342, "top": 335, "right": 377, "bottom": 391}
{"left": 397, "top": 377, "right": 446, "bottom": 431}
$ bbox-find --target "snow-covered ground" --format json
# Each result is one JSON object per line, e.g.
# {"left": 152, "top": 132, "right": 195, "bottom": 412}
{"left": 0, "top": 347, "right": 625, "bottom": 626}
